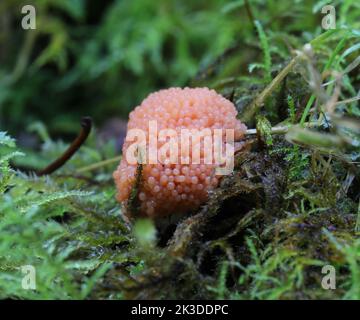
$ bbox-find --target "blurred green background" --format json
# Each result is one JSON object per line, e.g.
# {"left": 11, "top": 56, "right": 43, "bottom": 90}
{"left": 0, "top": 0, "right": 356, "bottom": 139}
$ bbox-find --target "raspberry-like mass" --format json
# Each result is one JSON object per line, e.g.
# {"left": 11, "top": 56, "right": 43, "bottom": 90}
{"left": 113, "top": 87, "right": 247, "bottom": 218}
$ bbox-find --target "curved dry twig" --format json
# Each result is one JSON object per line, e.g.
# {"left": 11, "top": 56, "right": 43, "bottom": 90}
{"left": 36, "top": 117, "right": 92, "bottom": 176}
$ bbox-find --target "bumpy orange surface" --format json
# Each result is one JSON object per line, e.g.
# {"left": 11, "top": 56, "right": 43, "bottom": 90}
{"left": 113, "top": 87, "right": 247, "bottom": 218}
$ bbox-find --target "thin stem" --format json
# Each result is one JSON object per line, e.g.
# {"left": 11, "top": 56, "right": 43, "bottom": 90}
{"left": 241, "top": 56, "right": 300, "bottom": 123}
{"left": 77, "top": 155, "right": 122, "bottom": 173}
{"left": 7, "top": 30, "right": 37, "bottom": 85}
{"left": 36, "top": 117, "right": 92, "bottom": 176}
{"left": 244, "top": 121, "right": 319, "bottom": 137}
{"left": 300, "top": 32, "right": 348, "bottom": 126}
{"left": 245, "top": 125, "right": 290, "bottom": 136}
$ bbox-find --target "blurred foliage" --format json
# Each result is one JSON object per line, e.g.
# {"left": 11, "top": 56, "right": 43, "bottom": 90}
{"left": 0, "top": 0, "right": 360, "bottom": 300}
{"left": 1, "top": 0, "right": 252, "bottom": 135}
{"left": 3, "top": 0, "right": 358, "bottom": 136}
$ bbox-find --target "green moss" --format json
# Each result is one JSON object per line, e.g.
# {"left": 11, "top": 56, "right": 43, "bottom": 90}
{"left": 1, "top": 0, "right": 360, "bottom": 300}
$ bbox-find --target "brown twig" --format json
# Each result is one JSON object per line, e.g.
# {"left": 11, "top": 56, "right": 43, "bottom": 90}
{"left": 36, "top": 117, "right": 92, "bottom": 176}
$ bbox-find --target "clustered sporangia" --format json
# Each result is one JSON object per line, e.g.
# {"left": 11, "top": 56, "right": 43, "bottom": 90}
{"left": 113, "top": 87, "right": 247, "bottom": 218}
